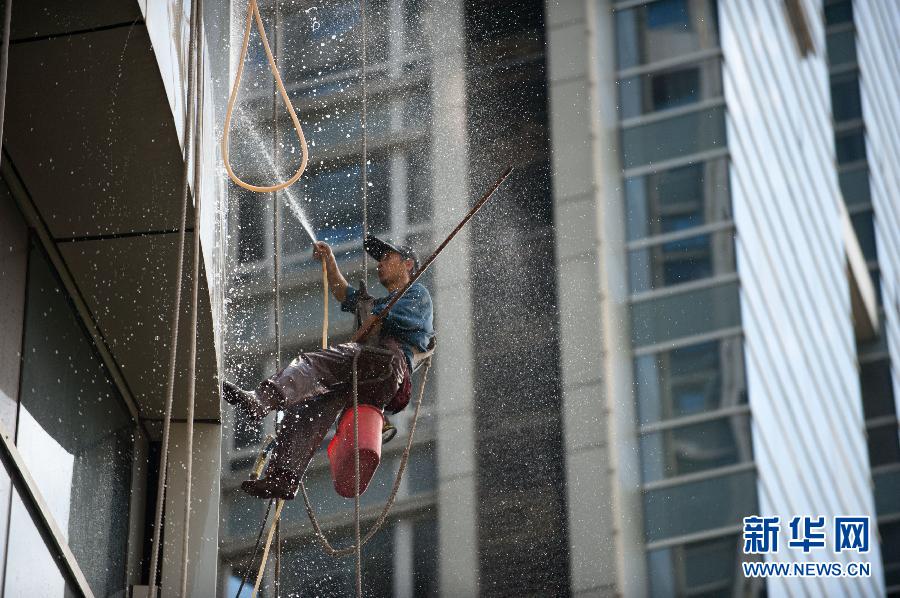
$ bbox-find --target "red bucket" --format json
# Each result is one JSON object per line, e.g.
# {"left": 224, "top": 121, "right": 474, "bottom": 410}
{"left": 327, "top": 405, "right": 384, "bottom": 498}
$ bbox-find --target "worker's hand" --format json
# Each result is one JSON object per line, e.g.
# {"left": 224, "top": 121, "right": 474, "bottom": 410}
{"left": 312, "top": 241, "right": 333, "bottom": 263}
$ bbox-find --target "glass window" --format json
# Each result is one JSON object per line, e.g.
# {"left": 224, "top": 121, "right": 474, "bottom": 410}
{"left": 861, "top": 358, "right": 897, "bottom": 420}
{"left": 826, "top": 28, "right": 857, "bottom": 67}
{"left": 279, "top": 522, "right": 394, "bottom": 597}
{"left": 836, "top": 127, "right": 867, "bottom": 164}
{"left": 825, "top": 1, "right": 853, "bottom": 25}
{"left": 867, "top": 421, "right": 900, "bottom": 467}
{"left": 227, "top": 298, "right": 269, "bottom": 350}
{"left": 880, "top": 520, "right": 900, "bottom": 584}
{"left": 234, "top": 418, "right": 262, "bottom": 450}
{"left": 647, "top": 534, "right": 743, "bottom": 597}
{"left": 635, "top": 337, "right": 747, "bottom": 425}
{"left": 237, "top": 189, "right": 266, "bottom": 263}
{"left": 629, "top": 229, "right": 736, "bottom": 293}
{"left": 616, "top": 0, "right": 720, "bottom": 70}
{"left": 282, "top": 0, "right": 390, "bottom": 83}
{"left": 3, "top": 488, "right": 78, "bottom": 596}
{"left": 619, "top": 58, "right": 722, "bottom": 119}
{"left": 851, "top": 210, "right": 877, "bottom": 261}
{"left": 631, "top": 280, "right": 741, "bottom": 347}
{"left": 830, "top": 73, "right": 862, "bottom": 122}
{"left": 641, "top": 414, "right": 753, "bottom": 483}
{"left": 643, "top": 469, "right": 757, "bottom": 542}
{"left": 874, "top": 469, "right": 900, "bottom": 517}
{"left": 299, "top": 159, "right": 390, "bottom": 246}
{"left": 626, "top": 158, "right": 731, "bottom": 240}
{"left": 622, "top": 105, "right": 726, "bottom": 169}
{"left": 15, "top": 244, "right": 134, "bottom": 597}
{"left": 839, "top": 164, "right": 871, "bottom": 206}
{"left": 413, "top": 514, "right": 438, "bottom": 596}
{"left": 407, "top": 142, "right": 433, "bottom": 226}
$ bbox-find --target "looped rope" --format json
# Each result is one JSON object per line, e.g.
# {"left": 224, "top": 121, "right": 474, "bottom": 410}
{"left": 222, "top": 0, "right": 309, "bottom": 193}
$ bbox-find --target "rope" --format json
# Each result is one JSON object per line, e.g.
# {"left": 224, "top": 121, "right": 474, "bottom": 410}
{"left": 352, "top": 353, "right": 363, "bottom": 598}
{"left": 252, "top": 499, "right": 286, "bottom": 597}
{"left": 180, "top": 1, "right": 205, "bottom": 591}
{"left": 222, "top": 0, "right": 309, "bottom": 193}
{"left": 271, "top": 2, "right": 284, "bottom": 591}
{"left": 299, "top": 357, "right": 432, "bottom": 557}
{"left": 360, "top": 0, "right": 369, "bottom": 285}
{"left": 148, "top": 0, "right": 201, "bottom": 592}
{"left": 234, "top": 497, "right": 274, "bottom": 598}
{"left": 354, "top": 3, "right": 369, "bottom": 590}
{"left": 0, "top": 0, "right": 12, "bottom": 171}
{"left": 319, "top": 247, "right": 328, "bottom": 357}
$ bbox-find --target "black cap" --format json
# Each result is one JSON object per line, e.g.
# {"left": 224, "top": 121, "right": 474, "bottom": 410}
{"left": 364, "top": 234, "right": 420, "bottom": 272}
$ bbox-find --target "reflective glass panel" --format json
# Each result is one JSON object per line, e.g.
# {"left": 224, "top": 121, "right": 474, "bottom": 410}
{"left": 619, "top": 58, "right": 722, "bottom": 119}
{"left": 413, "top": 513, "right": 438, "bottom": 596}
{"left": 17, "top": 243, "right": 133, "bottom": 597}
{"left": 830, "top": 73, "right": 862, "bottom": 122}
{"left": 407, "top": 142, "right": 433, "bottom": 225}
{"left": 629, "top": 229, "right": 735, "bottom": 293}
{"left": 874, "top": 469, "right": 900, "bottom": 517}
{"left": 851, "top": 210, "right": 877, "bottom": 260}
{"left": 826, "top": 28, "right": 857, "bottom": 67}
{"left": 3, "top": 490, "right": 77, "bottom": 597}
{"left": 880, "top": 520, "right": 900, "bottom": 586}
{"left": 867, "top": 421, "right": 900, "bottom": 467}
{"left": 616, "top": 0, "right": 720, "bottom": 70}
{"left": 282, "top": 0, "right": 389, "bottom": 82}
{"left": 635, "top": 336, "right": 747, "bottom": 425}
{"left": 648, "top": 534, "right": 745, "bottom": 597}
{"left": 630, "top": 280, "right": 740, "bottom": 346}
{"left": 640, "top": 414, "right": 753, "bottom": 483}
{"left": 825, "top": 1, "right": 853, "bottom": 25}
{"left": 643, "top": 469, "right": 757, "bottom": 542}
{"left": 861, "top": 358, "right": 897, "bottom": 420}
{"left": 622, "top": 105, "right": 726, "bottom": 169}
{"left": 236, "top": 189, "right": 267, "bottom": 263}
{"left": 625, "top": 159, "right": 730, "bottom": 240}
{"left": 296, "top": 160, "right": 390, "bottom": 247}
{"left": 836, "top": 127, "right": 867, "bottom": 164}
{"left": 839, "top": 164, "right": 871, "bottom": 206}
{"left": 279, "top": 522, "right": 394, "bottom": 597}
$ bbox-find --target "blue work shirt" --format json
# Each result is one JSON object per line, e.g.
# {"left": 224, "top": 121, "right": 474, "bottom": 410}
{"left": 341, "top": 282, "right": 434, "bottom": 370}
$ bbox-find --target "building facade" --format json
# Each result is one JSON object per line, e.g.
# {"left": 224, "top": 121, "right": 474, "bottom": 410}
{"left": 0, "top": 0, "right": 897, "bottom": 597}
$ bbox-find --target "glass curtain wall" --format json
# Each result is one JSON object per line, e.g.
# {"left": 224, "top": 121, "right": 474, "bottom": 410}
{"left": 824, "top": 0, "right": 900, "bottom": 592}
{"left": 221, "top": 0, "right": 438, "bottom": 594}
{"left": 1, "top": 234, "right": 135, "bottom": 597}
{"left": 614, "top": 1, "right": 756, "bottom": 596}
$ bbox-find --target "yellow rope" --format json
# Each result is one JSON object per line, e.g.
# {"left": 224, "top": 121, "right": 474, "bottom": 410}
{"left": 251, "top": 498, "right": 285, "bottom": 598}
{"left": 222, "top": 0, "right": 309, "bottom": 193}
{"left": 322, "top": 261, "right": 329, "bottom": 349}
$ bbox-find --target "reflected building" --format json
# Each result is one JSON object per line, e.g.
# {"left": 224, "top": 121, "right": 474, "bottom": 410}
{"left": 0, "top": 0, "right": 898, "bottom": 597}
{"left": 222, "top": 0, "right": 900, "bottom": 597}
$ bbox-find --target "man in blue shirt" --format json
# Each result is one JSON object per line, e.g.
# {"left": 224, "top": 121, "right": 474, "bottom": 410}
{"left": 223, "top": 235, "right": 434, "bottom": 499}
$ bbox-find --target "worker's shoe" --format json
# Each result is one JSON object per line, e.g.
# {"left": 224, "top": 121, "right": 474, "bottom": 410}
{"left": 240, "top": 467, "right": 300, "bottom": 500}
{"left": 222, "top": 381, "right": 268, "bottom": 422}
{"left": 382, "top": 417, "right": 397, "bottom": 444}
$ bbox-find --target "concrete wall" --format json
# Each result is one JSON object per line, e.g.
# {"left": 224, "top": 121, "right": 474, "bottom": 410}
{"left": 424, "top": 0, "right": 480, "bottom": 595}
{"left": 721, "top": 0, "right": 883, "bottom": 594}
{"left": 544, "top": 0, "right": 645, "bottom": 595}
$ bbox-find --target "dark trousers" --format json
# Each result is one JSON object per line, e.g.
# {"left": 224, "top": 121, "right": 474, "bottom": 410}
{"left": 258, "top": 340, "right": 407, "bottom": 478}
